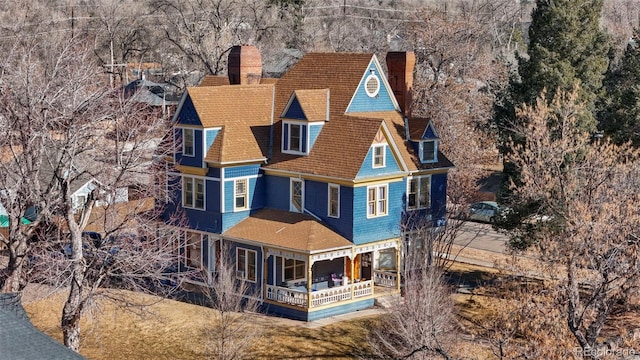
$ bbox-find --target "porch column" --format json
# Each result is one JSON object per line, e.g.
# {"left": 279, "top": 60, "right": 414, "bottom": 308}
{"left": 307, "top": 254, "right": 313, "bottom": 309}
{"left": 350, "top": 248, "right": 355, "bottom": 299}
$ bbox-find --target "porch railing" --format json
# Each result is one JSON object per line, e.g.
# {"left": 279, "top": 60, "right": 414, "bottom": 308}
{"left": 265, "top": 284, "right": 307, "bottom": 306}
{"left": 311, "top": 285, "right": 351, "bottom": 307}
{"left": 266, "top": 280, "right": 375, "bottom": 308}
{"left": 353, "top": 280, "right": 373, "bottom": 298}
{"left": 374, "top": 270, "right": 398, "bottom": 288}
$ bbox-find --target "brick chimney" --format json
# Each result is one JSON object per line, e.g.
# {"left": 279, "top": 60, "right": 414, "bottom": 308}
{"left": 228, "top": 45, "right": 262, "bottom": 85}
{"left": 386, "top": 51, "right": 415, "bottom": 117}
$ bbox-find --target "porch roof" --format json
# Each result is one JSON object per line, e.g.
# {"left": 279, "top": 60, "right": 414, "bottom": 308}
{"left": 223, "top": 208, "right": 352, "bottom": 252}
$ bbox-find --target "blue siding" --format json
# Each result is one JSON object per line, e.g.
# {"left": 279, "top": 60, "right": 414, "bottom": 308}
{"left": 205, "top": 129, "right": 219, "bottom": 152}
{"left": 221, "top": 176, "right": 260, "bottom": 231}
{"left": 308, "top": 124, "right": 323, "bottom": 150}
{"left": 352, "top": 181, "right": 404, "bottom": 244}
{"left": 356, "top": 144, "right": 403, "bottom": 179}
{"left": 346, "top": 63, "right": 396, "bottom": 113}
{"left": 223, "top": 177, "right": 259, "bottom": 211}
{"left": 223, "top": 240, "right": 263, "bottom": 295}
{"left": 175, "top": 128, "right": 204, "bottom": 168}
{"left": 431, "top": 173, "right": 448, "bottom": 220}
{"left": 264, "top": 175, "right": 290, "bottom": 210}
{"left": 283, "top": 97, "right": 306, "bottom": 119}
{"left": 176, "top": 96, "right": 201, "bottom": 126}
{"left": 207, "top": 167, "right": 221, "bottom": 179}
{"left": 423, "top": 123, "right": 438, "bottom": 139}
{"left": 225, "top": 164, "right": 261, "bottom": 178}
{"left": 184, "top": 208, "right": 222, "bottom": 233}
{"left": 302, "top": 180, "right": 354, "bottom": 241}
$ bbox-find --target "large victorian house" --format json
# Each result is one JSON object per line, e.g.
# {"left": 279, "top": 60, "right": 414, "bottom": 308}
{"left": 163, "top": 46, "right": 453, "bottom": 321}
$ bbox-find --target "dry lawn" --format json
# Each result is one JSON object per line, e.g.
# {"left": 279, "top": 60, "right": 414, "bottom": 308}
{"left": 23, "top": 287, "right": 379, "bottom": 360}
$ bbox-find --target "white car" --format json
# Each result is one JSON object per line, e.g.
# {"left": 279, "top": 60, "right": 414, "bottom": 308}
{"left": 468, "top": 201, "right": 504, "bottom": 223}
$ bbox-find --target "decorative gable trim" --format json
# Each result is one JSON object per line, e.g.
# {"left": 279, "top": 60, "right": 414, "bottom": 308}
{"left": 379, "top": 121, "right": 408, "bottom": 172}
{"left": 281, "top": 93, "right": 306, "bottom": 120}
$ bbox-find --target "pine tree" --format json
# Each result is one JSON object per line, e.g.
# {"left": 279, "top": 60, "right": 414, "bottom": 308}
{"left": 495, "top": 0, "right": 610, "bottom": 151}
{"left": 599, "top": 29, "right": 640, "bottom": 146}
{"left": 492, "top": 0, "right": 610, "bottom": 242}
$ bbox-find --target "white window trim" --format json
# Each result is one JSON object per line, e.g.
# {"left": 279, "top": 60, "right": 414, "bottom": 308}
{"left": 234, "top": 178, "right": 249, "bottom": 211}
{"left": 372, "top": 144, "right": 386, "bottom": 168}
{"left": 290, "top": 178, "right": 304, "bottom": 213}
{"left": 420, "top": 140, "right": 438, "bottom": 163}
{"left": 236, "top": 248, "right": 257, "bottom": 283}
{"left": 183, "top": 176, "right": 206, "bottom": 210}
{"left": 182, "top": 128, "right": 195, "bottom": 157}
{"left": 407, "top": 175, "right": 431, "bottom": 210}
{"left": 367, "top": 184, "right": 388, "bottom": 218}
{"left": 328, "top": 183, "right": 340, "bottom": 218}
{"left": 365, "top": 73, "right": 381, "bottom": 98}
{"left": 282, "top": 258, "right": 306, "bottom": 282}
{"left": 282, "top": 121, "right": 308, "bottom": 155}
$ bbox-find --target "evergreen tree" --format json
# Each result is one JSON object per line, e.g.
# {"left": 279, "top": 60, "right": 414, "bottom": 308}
{"left": 495, "top": 0, "right": 610, "bottom": 152}
{"left": 492, "top": 0, "right": 610, "bottom": 242}
{"left": 599, "top": 29, "right": 640, "bottom": 146}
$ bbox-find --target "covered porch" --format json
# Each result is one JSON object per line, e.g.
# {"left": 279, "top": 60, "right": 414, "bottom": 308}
{"left": 264, "top": 238, "right": 401, "bottom": 310}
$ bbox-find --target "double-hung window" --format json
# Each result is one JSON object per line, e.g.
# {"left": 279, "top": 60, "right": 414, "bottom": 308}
{"left": 234, "top": 179, "right": 248, "bottom": 210}
{"left": 367, "top": 184, "right": 388, "bottom": 217}
{"left": 284, "top": 258, "right": 305, "bottom": 282}
{"left": 183, "top": 176, "right": 205, "bottom": 210}
{"left": 372, "top": 145, "right": 385, "bottom": 168}
{"left": 282, "top": 122, "right": 307, "bottom": 154}
{"left": 407, "top": 176, "right": 431, "bottom": 210}
{"left": 420, "top": 140, "right": 436, "bottom": 163}
{"left": 236, "top": 248, "right": 257, "bottom": 282}
{"left": 183, "top": 128, "right": 194, "bottom": 156}
{"left": 328, "top": 184, "right": 340, "bottom": 218}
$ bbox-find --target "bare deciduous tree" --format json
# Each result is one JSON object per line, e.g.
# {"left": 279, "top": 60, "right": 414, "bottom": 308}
{"left": 369, "top": 263, "right": 456, "bottom": 359}
{"left": 507, "top": 88, "right": 640, "bottom": 358}
{"left": 196, "top": 244, "right": 262, "bottom": 360}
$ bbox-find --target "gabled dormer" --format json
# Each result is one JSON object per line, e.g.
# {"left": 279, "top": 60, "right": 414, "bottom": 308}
{"left": 356, "top": 122, "right": 407, "bottom": 179}
{"left": 418, "top": 121, "right": 439, "bottom": 164}
{"left": 346, "top": 56, "right": 399, "bottom": 114}
{"left": 281, "top": 89, "right": 329, "bottom": 156}
{"left": 406, "top": 118, "right": 439, "bottom": 164}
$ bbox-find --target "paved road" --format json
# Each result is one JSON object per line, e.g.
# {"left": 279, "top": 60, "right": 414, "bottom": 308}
{"left": 452, "top": 220, "right": 508, "bottom": 254}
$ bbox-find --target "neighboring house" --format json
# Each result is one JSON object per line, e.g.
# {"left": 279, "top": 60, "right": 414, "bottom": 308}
{"left": 123, "top": 78, "right": 181, "bottom": 116}
{"left": 0, "top": 293, "right": 86, "bottom": 359}
{"left": 38, "top": 156, "right": 129, "bottom": 213}
{"left": 163, "top": 46, "right": 453, "bottom": 321}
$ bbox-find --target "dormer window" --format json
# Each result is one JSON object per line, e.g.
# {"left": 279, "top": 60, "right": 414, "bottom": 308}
{"left": 372, "top": 144, "right": 386, "bottom": 168}
{"left": 420, "top": 140, "right": 437, "bottom": 163}
{"left": 282, "top": 121, "right": 308, "bottom": 155}
{"left": 290, "top": 124, "right": 301, "bottom": 151}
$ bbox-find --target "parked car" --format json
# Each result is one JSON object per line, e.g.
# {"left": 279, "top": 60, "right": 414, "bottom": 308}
{"left": 468, "top": 201, "right": 509, "bottom": 223}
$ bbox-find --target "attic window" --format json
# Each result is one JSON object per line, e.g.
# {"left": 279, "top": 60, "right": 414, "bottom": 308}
{"left": 365, "top": 74, "right": 380, "bottom": 98}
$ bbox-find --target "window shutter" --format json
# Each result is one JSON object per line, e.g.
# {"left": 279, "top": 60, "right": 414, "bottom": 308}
{"left": 283, "top": 123, "right": 289, "bottom": 150}
{"left": 301, "top": 125, "right": 307, "bottom": 153}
